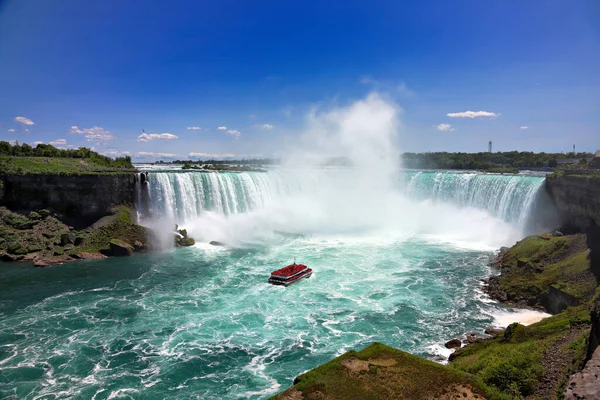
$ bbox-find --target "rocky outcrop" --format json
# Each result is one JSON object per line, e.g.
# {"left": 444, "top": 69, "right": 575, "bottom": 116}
{"left": 0, "top": 206, "right": 148, "bottom": 266}
{"left": 546, "top": 285, "right": 581, "bottom": 314}
{"left": 485, "top": 233, "right": 596, "bottom": 312}
{"left": 564, "top": 346, "right": 600, "bottom": 399}
{"left": 0, "top": 174, "right": 136, "bottom": 227}
{"left": 546, "top": 174, "right": 600, "bottom": 231}
{"left": 108, "top": 239, "right": 134, "bottom": 256}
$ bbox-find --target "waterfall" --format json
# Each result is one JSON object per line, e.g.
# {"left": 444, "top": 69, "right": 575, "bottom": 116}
{"left": 402, "top": 171, "right": 548, "bottom": 231}
{"left": 140, "top": 169, "right": 551, "bottom": 233}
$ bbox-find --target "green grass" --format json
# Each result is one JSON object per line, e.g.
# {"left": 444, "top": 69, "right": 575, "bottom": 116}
{"left": 74, "top": 206, "right": 147, "bottom": 254}
{"left": 271, "top": 343, "right": 488, "bottom": 400}
{"left": 451, "top": 306, "right": 591, "bottom": 399}
{"left": 497, "top": 234, "right": 595, "bottom": 304}
{"left": 0, "top": 156, "right": 134, "bottom": 175}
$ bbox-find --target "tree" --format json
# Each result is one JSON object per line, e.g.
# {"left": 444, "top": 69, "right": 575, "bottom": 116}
{"left": 0, "top": 141, "right": 11, "bottom": 155}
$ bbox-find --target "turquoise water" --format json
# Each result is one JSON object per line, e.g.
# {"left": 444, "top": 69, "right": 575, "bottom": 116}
{"left": 0, "top": 170, "right": 551, "bottom": 399}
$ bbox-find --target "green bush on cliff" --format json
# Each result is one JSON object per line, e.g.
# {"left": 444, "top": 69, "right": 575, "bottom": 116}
{"left": 451, "top": 306, "right": 591, "bottom": 399}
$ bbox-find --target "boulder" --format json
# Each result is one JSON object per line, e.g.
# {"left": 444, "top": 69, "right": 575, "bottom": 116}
{"left": 464, "top": 333, "right": 484, "bottom": 345}
{"left": 445, "top": 339, "right": 461, "bottom": 349}
{"left": 178, "top": 229, "right": 188, "bottom": 238}
{"left": 108, "top": 239, "right": 134, "bottom": 256}
{"left": 209, "top": 241, "right": 226, "bottom": 247}
{"left": 134, "top": 240, "right": 144, "bottom": 251}
{"left": 484, "top": 328, "right": 505, "bottom": 338}
{"left": 180, "top": 237, "right": 195, "bottom": 246}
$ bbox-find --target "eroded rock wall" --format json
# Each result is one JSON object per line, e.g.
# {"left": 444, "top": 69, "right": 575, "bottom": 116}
{"left": 545, "top": 174, "right": 600, "bottom": 231}
{"left": 0, "top": 174, "right": 136, "bottom": 226}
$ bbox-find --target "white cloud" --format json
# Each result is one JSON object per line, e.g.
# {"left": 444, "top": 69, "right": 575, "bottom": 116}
{"left": 137, "top": 132, "right": 178, "bottom": 142}
{"left": 189, "top": 152, "right": 236, "bottom": 159}
{"left": 137, "top": 152, "right": 155, "bottom": 157}
{"left": 69, "top": 125, "right": 115, "bottom": 142}
{"left": 436, "top": 123, "right": 456, "bottom": 132}
{"left": 34, "top": 141, "right": 44, "bottom": 145}
{"left": 255, "top": 123, "right": 274, "bottom": 130}
{"left": 186, "top": 126, "right": 202, "bottom": 131}
{"left": 7, "top": 128, "right": 15, "bottom": 132}
{"left": 102, "top": 150, "right": 131, "bottom": 157}
{"left": 249, "top": 114, "right": 256, "bottom": 119}
{"left": 15, "top": 116, "right": 35, "bottom": 125}
{"left": 25, "top": 129, "right": 30, "bottom": 133}
{"left": 520, "top": 126, "right": 529, "bottom": 130}
{"left": 50, "top": 139, "right": 67, "bottom": 146}
{"left": 157, "top": 153, "right": 179, "bottom": 158}
{"left": 446, "top": 111, "right": 498, "bottom": 119}
{"left": 8, "top": 140, "right": 17, "bottom": 145}
{"left": 226, "top": 129, "right": 241, "bottom": 138}
{"left": 217, "top": 126, "right": 227, "bottom": 131}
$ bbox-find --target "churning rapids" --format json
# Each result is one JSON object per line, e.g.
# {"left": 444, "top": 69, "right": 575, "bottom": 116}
{"left": 0, "top": 168, "right": 555, "bottom": 400}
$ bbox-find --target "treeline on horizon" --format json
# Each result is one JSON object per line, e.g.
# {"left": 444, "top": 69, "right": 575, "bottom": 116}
{"left": 0, "top": 141, "right": 134, "bottom": 169}
{"left": 401, "top": 151, "right": 593, "bottom": 170}
{"left": 156, "top": 158, "right": 280, "bottom": 165}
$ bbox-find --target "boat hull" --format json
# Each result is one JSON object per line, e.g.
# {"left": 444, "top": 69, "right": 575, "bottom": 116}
{"left": 268, "top": 270, "right": 312, "bottom": 286}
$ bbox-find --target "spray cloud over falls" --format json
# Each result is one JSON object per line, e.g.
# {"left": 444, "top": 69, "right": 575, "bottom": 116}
{"left": 142, "top": 92, "right": 542, "bottom": 248}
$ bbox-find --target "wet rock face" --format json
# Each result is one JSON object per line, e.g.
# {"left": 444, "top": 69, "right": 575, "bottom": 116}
{"left": 108, "top": 239, "right": 134, "bottom": 256}
{"left": 546, "top": 175, "right": 600, "bottom": 231}
{"left": 564, "top": 346, "right": 600, "bottom": 399}
{"left": 1, "top": 174, "right": 136, "bottom": 228}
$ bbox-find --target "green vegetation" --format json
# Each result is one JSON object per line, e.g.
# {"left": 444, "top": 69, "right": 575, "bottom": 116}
{"left": 402, "top": 151, "right": 593, "bottom": 170}
{"left": 272, "top": 343, "right": 487, "bottom": 400}
{"left": 181, "top": 161, "right": 266, "bottom": 172}
{"left": 495, "top": 234, "right": 595, "bottom": 304}
{"left": 0, "top": 141, "right": 133, "bottom": 175}
{"left": 478, "top": 167, "right": 519, "bottom": 174}
{"left": 451, "top": 306, "right": 591, "bottom": 399}
{"left": 0, "top": 206, "right": 147, "bottom": 264}
{"left": 75, "top": 206, "right": 147, "bottom": 254}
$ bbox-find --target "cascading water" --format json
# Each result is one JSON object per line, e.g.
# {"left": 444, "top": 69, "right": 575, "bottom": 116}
{"left": 402, "top": 170, "right": 548, "bottom": 233}
{"left": 0, "top": 94, "right": 555, "bottom": 400}
{"left": 141, "top": 168, "right": 550, "bottom": 246}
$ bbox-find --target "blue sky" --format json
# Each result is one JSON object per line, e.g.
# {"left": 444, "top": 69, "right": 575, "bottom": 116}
{"left": 0, "top": 0, "right": 599, "bottom": 160}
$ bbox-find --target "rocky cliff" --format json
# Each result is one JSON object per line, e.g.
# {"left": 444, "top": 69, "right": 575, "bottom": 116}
{"left": 546, "top": 173, "right": 600, "bottom": 231}
{"left": 0, "top": 174, "right": 137, "bottom": 227}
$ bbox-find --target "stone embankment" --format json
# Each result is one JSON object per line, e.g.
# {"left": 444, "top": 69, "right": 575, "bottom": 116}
{"left": 0, "top": 173, "right": 137, "bottom": 227}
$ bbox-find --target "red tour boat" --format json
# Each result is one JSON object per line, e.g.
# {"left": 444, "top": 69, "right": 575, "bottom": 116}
{"left": 268, "top": 259, "right": 313, "bottom": 286}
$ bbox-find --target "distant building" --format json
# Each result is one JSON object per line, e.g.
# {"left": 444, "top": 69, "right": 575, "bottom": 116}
{"left": 488, "top": 141, "right": 492, "bottom": 153}
{"left": 591, "top": 150, "right": 600, "bottom": 169}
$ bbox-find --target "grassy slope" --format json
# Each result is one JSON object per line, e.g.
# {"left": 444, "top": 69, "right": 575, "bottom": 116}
{"left": 451, "top": 306, "right": 590, "bottom": 399}
{"left": 272, "top": 343, "right": 487, "bottom": 400}
{"left": 0, "top": 156, "right": 134, "bottom": 175}
{"left": 75, "top": 206, "right": 147, "bottom": 254}
{"left": 497, "top": 234, "right": 595, "bottom": 303}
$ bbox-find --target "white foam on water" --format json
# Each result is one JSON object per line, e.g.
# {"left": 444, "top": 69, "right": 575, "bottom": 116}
{"left": 491, "top": 309, "right": 551, "bottom": 327}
